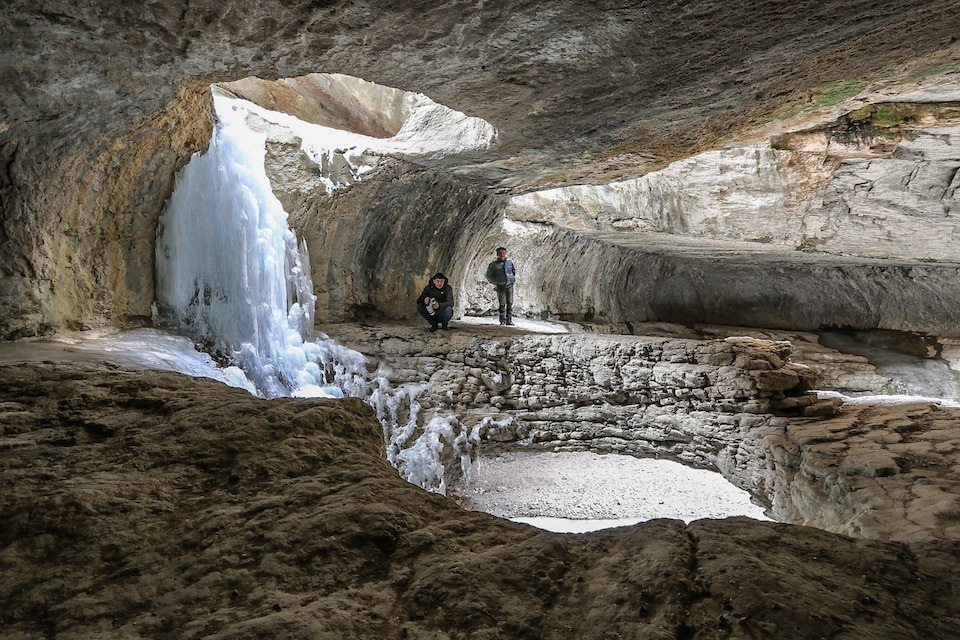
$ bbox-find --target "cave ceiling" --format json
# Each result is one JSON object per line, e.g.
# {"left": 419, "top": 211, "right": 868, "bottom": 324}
{"left": 2, "top": 1, "right": 960, "bottom": 338}
{"left": 4, "top": 0, "right": 960, "bottom": 192}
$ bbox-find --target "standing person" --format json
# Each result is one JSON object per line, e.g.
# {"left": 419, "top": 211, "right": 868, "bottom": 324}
{"left": 416, "top": 272, "right": 454, "bottom": 332}
{"left": 485, "top": 246, "right": 517, "bottom": 325}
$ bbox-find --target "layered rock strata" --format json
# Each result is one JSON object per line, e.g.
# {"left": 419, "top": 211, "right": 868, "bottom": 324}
{"left": 506, "top": 100, "right": 960, "bottom": 262}
{"left": 457, "top": 226, "right": 960, "bottom": 334}
{"left": 695, "top": 325, "right": 960, "bottom": 400}
{"left": 323, "top": 323, "right": 960, "bottom": 541}
{"left": 249, "top": 82, "right": 960, "bottom": 336}
{"left": 477, "top": 93, "right": 960, "bottom": 335}
{"left": 3, "top": 361, "right": 960, "bottom": 639}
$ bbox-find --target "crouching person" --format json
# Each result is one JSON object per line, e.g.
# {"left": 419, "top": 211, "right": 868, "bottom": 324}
{"left": 416, "top": 272, "right": 454, "bottom": 332}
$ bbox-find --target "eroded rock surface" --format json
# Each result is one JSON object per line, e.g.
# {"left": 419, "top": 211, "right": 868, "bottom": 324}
{"left": 3, "top": 362, "right": 960, "bottom": 639}
{"left": 4, "top": 1, "right": 960, "bottom": 338}
{"left": 252, "top": 90, "right": 960, "bottom": 335}
{"left": 320, "top": 323, "right": 960, "bottom": 541}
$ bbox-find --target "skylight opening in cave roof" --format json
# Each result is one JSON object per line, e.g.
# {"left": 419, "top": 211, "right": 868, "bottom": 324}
{"left": 216, "top": 72, "right": 497, "bottom": 164}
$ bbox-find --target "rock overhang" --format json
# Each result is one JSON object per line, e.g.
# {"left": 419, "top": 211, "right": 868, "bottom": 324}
{"left": 5, "top": 1, "right": 960, "bottom": 185}
{"left": 2, "top": 8, "right": 960, "bottom": 358}
{"left": 4, "top": 4, "right": 960, "bottom": 629}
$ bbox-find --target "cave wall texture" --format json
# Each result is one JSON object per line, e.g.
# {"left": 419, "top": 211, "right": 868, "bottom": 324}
{"left": 3, "top": 0, "right": 960, "bottom": 338}
{"left": 6, "top": 4, "right": 960, "bottom": 638}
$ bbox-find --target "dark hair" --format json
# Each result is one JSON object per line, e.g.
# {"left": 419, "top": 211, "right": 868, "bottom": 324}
{"left": 496, "top": 247, "right": 507, "bottom": 252}
{"left": 431, "top": 272, "right": 447, "bottom": 282}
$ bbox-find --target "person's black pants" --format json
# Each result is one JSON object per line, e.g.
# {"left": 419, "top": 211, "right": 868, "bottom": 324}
{"left": 417, "top": 303, "right": 453, "bottom": 328}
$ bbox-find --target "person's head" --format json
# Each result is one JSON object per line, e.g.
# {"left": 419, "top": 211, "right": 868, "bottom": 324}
{"left": 496, "top": 247, "right": 507, "bottom": 261}
{"left": 431, "top": 272, "right": 447, "bottom": 287}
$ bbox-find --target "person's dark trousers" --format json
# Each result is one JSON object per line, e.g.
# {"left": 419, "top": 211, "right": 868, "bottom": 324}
{"left": 417, "top": 303, "right": 453, "bottom": 329}
{"left": 496, "top": 284, "right": 514, "bottom": 325}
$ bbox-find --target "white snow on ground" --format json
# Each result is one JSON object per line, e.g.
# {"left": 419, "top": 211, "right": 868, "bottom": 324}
{"left": 817, "top": 390, "right": 960, "bottom": 408}
{"left": 0, "top": 328, "right": 258, "bottom": 394}
{"left": 456, "top": 315, "right": 572, "bottom": 334}
{"left": 450, "top": 450, "right": 772, "bottom": 534}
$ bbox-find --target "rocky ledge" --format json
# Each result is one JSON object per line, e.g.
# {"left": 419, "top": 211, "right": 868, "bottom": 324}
{"left": 2, "top": 361, "right": 960, "bottom": 639}
{"left": 322, "top": 323, "right": 960, "bottom": 542}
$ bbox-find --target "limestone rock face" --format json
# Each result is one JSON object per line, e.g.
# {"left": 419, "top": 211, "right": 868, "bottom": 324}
{"left": 0, "top": 86, "right": 212, "bottom": 338}
{"left": 254, "top": 92, "right": 960, "bottom": 334}
{"left": 272, "top": 153, "right": 505, "bottom": 324}
{"left": 4, "top": 1, "right": 960, "bottom": 337}
{"left": 321, "top": 323, "right": 960, "bottom": 542}
{"left": 509, "top": 104, "right": 960, "bottom": 262}
{"left": 489, "top": 102, "right": 960, "bottom": 334}
{"left": 694, "top": 325, "right": 960, "bottom": 400}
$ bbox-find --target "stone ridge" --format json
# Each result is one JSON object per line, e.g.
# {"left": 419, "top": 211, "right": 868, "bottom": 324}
{"left": 324, "top": 323, "right": 960, "bottom": 541}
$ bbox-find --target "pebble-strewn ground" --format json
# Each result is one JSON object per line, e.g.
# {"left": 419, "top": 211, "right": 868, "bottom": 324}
{"left": 448, "top": 450, "right": 772, "bottom": 525}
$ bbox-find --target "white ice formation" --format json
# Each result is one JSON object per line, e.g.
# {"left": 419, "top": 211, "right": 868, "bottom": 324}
{"left": 154, "top": 89, "right": 493, "bottom": 493}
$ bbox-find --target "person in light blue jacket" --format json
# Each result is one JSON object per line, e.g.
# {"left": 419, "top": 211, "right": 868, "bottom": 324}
{"left": 484, "top": 247, "right": 517, "bottom": 325}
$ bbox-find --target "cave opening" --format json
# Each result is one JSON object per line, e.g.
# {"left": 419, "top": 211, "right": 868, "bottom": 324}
{"left": 139, "top": 71, "right": 795, "bottom": 530}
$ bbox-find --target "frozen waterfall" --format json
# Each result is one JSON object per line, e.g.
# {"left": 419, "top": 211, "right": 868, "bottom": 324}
{"left": 153, "top": 91, "right": 483, "bottom": 493}
{"left": 155, "top": 94, "right": 327, "bottom": 398}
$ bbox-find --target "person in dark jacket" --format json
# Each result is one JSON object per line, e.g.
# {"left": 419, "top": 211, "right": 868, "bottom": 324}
{"left": 484, "top": 247, "right": 517, "bottom": 325}
{"left": 416, "top": 272, "right": 454, "bottom": 331}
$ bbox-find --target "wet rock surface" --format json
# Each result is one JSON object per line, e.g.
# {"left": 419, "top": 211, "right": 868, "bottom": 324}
{"left": 3, "top": 361, "right": 960, "bottom": 639}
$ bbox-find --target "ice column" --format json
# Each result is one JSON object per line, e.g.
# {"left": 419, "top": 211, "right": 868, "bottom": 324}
{"left": 154, "top": 95, "right": 325, "bottom": 397}
{"left": 154, "top": 91, "right": 481, "bottom": 493}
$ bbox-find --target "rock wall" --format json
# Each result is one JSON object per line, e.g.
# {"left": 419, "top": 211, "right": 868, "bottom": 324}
{"left": 702, "top": 326, "right": 960, "bottom": 399}
{"left": 765, "top": 400, "right": 960, "bottom": 541}
{"left": 256, "top": 99, "right": 960, "bottom": 334}
{"left": 265, "top": 137, "right": 506, "bottom": 323}
{"left": 507, "top": 104, "right": 960, "bottom": 262}
{"left": 489, "top": 99, "right": 960, "bottom": 335}
{"left": 322, "top": 324, "right": 960, "bottom": 541}
{"left": 4, "top": 1, "right": 960, "bottom": 338}
{"left": 4, "top": 361, "right": 960, "bottom": 639}
{"left": 0, "top": 86, "right": 212, "bottom": 338}
{"left": 456, "top": 222, "right": 960, "bottom": 334}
